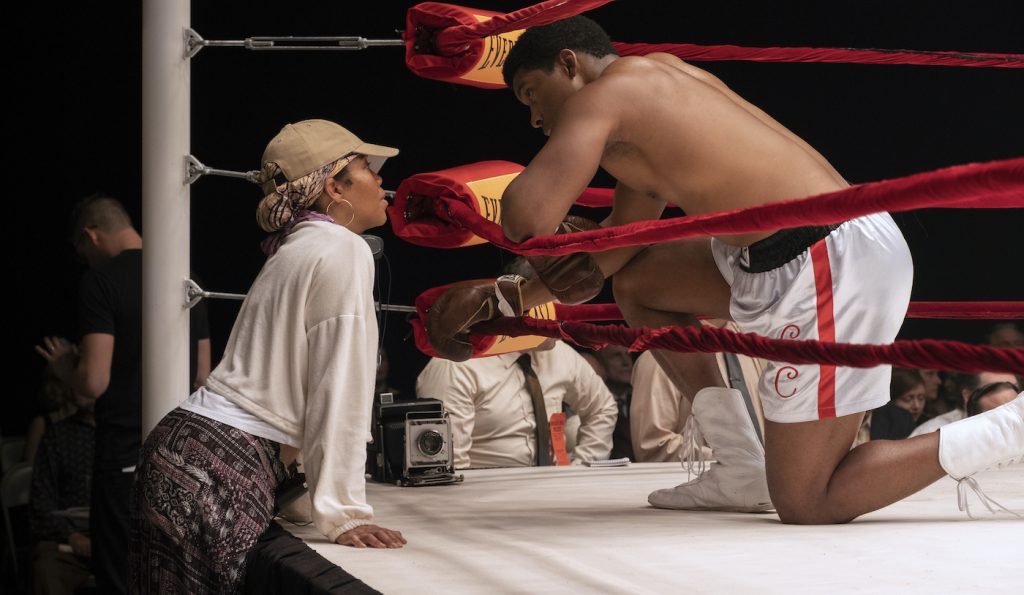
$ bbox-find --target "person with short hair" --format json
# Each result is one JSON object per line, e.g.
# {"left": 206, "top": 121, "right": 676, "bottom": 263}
{"left": 966, "top": 382, "right": 1021, "bottom": 417}
{"left": 426, "top": 16, "right": 1024, "bottom": 522}
{"left": 418, "top": 259, "right": 617, "bottom": 469}
{"left": 37, "top": 193, "right": 209, "bottom": 594}
{"left": 417, "top": 338, "right": 618, "bottom": 469}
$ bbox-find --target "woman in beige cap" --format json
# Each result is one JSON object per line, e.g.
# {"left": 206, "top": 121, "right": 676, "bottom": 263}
{"left": 129, "top": 119, "right": 405, "bottom": 594}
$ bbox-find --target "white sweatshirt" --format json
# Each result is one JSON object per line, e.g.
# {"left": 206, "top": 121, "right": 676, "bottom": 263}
{"left": 204, "top": 220, "right": 377, "bottom": 541}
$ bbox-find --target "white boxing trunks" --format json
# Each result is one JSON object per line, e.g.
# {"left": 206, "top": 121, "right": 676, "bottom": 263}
{"left": 711, "top": 213, "right": 913, "bottom": 423}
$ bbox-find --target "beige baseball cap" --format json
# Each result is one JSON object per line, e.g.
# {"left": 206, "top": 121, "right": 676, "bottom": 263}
{"left": 260, "top": 119, "right": 398, "bottom": 193}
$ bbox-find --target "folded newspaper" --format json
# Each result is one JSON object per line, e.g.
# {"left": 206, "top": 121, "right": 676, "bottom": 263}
{"left": 584, "top": 457, "right": 631, "bottom": 467}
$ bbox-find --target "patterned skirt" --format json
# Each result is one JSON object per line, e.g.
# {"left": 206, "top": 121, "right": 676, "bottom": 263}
{"left": 129, "top": 408, "right": 286, "bottom": 594}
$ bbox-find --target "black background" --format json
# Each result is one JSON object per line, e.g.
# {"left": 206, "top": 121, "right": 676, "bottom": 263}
{"left": 8, "top": 1, "right": 1022, "bottom": 434}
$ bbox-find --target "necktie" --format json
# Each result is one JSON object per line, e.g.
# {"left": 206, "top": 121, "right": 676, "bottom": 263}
{"left": 516, "top": 354, "right": 553, "bottom": 466}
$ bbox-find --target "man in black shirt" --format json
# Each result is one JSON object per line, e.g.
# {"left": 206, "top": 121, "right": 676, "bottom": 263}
{"left": 38, "top": 194, "right": 209, "bottom": 594}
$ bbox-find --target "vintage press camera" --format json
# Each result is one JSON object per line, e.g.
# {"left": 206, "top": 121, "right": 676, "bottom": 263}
{"left": 367, "top": 393, "right": 463, "bottom": 487}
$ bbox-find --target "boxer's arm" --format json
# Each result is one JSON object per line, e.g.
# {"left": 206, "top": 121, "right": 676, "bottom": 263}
{"left": 593, "top": 182, "right": 666, "bottom": 278}
{"left": 502, "top": 91, "right": 615, "bottom": 242}
{"left": 516, "top": 183, "right": 665, "bottom": 311}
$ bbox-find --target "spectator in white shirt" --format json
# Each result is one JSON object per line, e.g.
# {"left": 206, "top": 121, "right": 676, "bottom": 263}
{"left": 416, "top": 339, "right": 618, "bottom": 469}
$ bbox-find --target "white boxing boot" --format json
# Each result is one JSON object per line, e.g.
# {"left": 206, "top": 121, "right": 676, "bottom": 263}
{"left": 648, "top": 387, "right": 774, "bottom": 512}
{"left": 938, "top": 392, "right": 1024, "bottom": 518}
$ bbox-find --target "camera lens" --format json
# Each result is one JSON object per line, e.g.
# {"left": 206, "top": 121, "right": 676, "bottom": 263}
{"left": 417, "top": 430, "right": 444, "bottom": 456}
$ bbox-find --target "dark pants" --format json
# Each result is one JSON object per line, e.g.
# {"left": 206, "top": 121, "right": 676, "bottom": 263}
{"left": 91, "top": 469, "right": 133, "bottom": 595}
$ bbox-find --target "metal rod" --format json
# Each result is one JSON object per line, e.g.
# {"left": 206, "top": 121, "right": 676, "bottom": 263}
{"left": 377, "top": 304, "right": 418, "bottom": 314}
{"left": 187, "top": 155, "right": 261, "bottom": 185}
{"left": 186, "top": 156, "right": 398, "bottom": 199}
{"left": 248, "top": 36, "right": 406, "bottom": 50}
{"left": 204, "top": 167, "right": 261, "bottom": 183}
{"left": 186, "top": 29, "right": 403, "bottom": 58}
{"left": 185, "top": 279, "right": 415, "bottom": 312}
{"left": 203, "top": 290, "right": 247, "bottom": 301}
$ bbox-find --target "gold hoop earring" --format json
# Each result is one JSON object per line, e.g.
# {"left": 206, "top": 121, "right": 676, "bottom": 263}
{"left": 327, "top": 198, "right": 356, "bottom": 227}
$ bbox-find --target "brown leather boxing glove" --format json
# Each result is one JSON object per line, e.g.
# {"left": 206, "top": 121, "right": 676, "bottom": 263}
{"left": 526, "top": 216, "right": 605, "bottom": 305}
{"left": 426, "top": 275, "right": 527, "bottom": 361}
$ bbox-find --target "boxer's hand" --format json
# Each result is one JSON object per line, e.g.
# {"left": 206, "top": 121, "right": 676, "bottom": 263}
{"left": 336, "top": 524, "right": 407, "bottom": 549}
{"left": 427, "top": 276, "right": 526, "bottom": 361}
{"left": 526, "top": 216, "right": 605, "bottom": 305}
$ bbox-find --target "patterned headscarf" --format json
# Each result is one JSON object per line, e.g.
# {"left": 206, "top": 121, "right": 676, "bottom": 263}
{"left": 256, "top": 153, "right": 356, "bottom": 256}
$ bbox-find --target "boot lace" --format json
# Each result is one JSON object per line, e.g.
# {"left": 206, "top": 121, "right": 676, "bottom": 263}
{"left": 679, "top": 415, "right": 707, "bottom": 480}
{"left": 955, "top": 476, "right": 1023, "bottom": 520}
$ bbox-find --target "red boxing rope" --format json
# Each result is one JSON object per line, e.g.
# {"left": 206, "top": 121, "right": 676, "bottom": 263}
{"left": 404, "top": 1, "right": 1022, "bottom": 89}
{"left": 905, "top": 302, "right": 1024, "bottom": 320}
{"left": 554, "top": 303, "right": 622, "bottom": 322}
{"left": 412, "top": 288, "right": 1023, "bottom": 360}
{"left": 556, "top": 302, "right": 1024, "bottom": 322}
{"left": 441, "top": 158, "right": 1024, "bottom": 256}
{"left": 476, "top": 317, "right": 1024, "bottom": 374}
{"left": 405, "top": 1, "right": 612, "bottom": 88}
{"left": 434, "top": 0, "right": 613, "bottom": 54}
{"left": 614, "top": 42, "right": 1024, "bottom": 70}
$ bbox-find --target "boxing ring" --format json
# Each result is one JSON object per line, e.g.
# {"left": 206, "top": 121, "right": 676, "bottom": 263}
{"left": 251, "top": 462, "right": 1024, "bottom": 594}
{"left": 141, "top": 0, "right": 1023, "bottom": 593}
{"left": 144, "top": 1, "right": 1023, "bottom": 428}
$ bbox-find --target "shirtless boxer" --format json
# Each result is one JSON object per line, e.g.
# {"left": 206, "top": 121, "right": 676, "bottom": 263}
{"left": 427, "top": 17, "right": 1023, "bottom": 523}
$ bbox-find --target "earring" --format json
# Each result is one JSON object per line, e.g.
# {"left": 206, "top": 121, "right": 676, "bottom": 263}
{"left": 327, "top": 199, "right": 355, "bottom": 227}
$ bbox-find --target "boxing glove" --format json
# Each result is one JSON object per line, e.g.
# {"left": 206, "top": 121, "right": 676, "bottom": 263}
{"left": 526, "top": 215, "right": 605, "bottom": 304}
{"left": 426, "top": 275, "right": 527, "bottom": 361}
